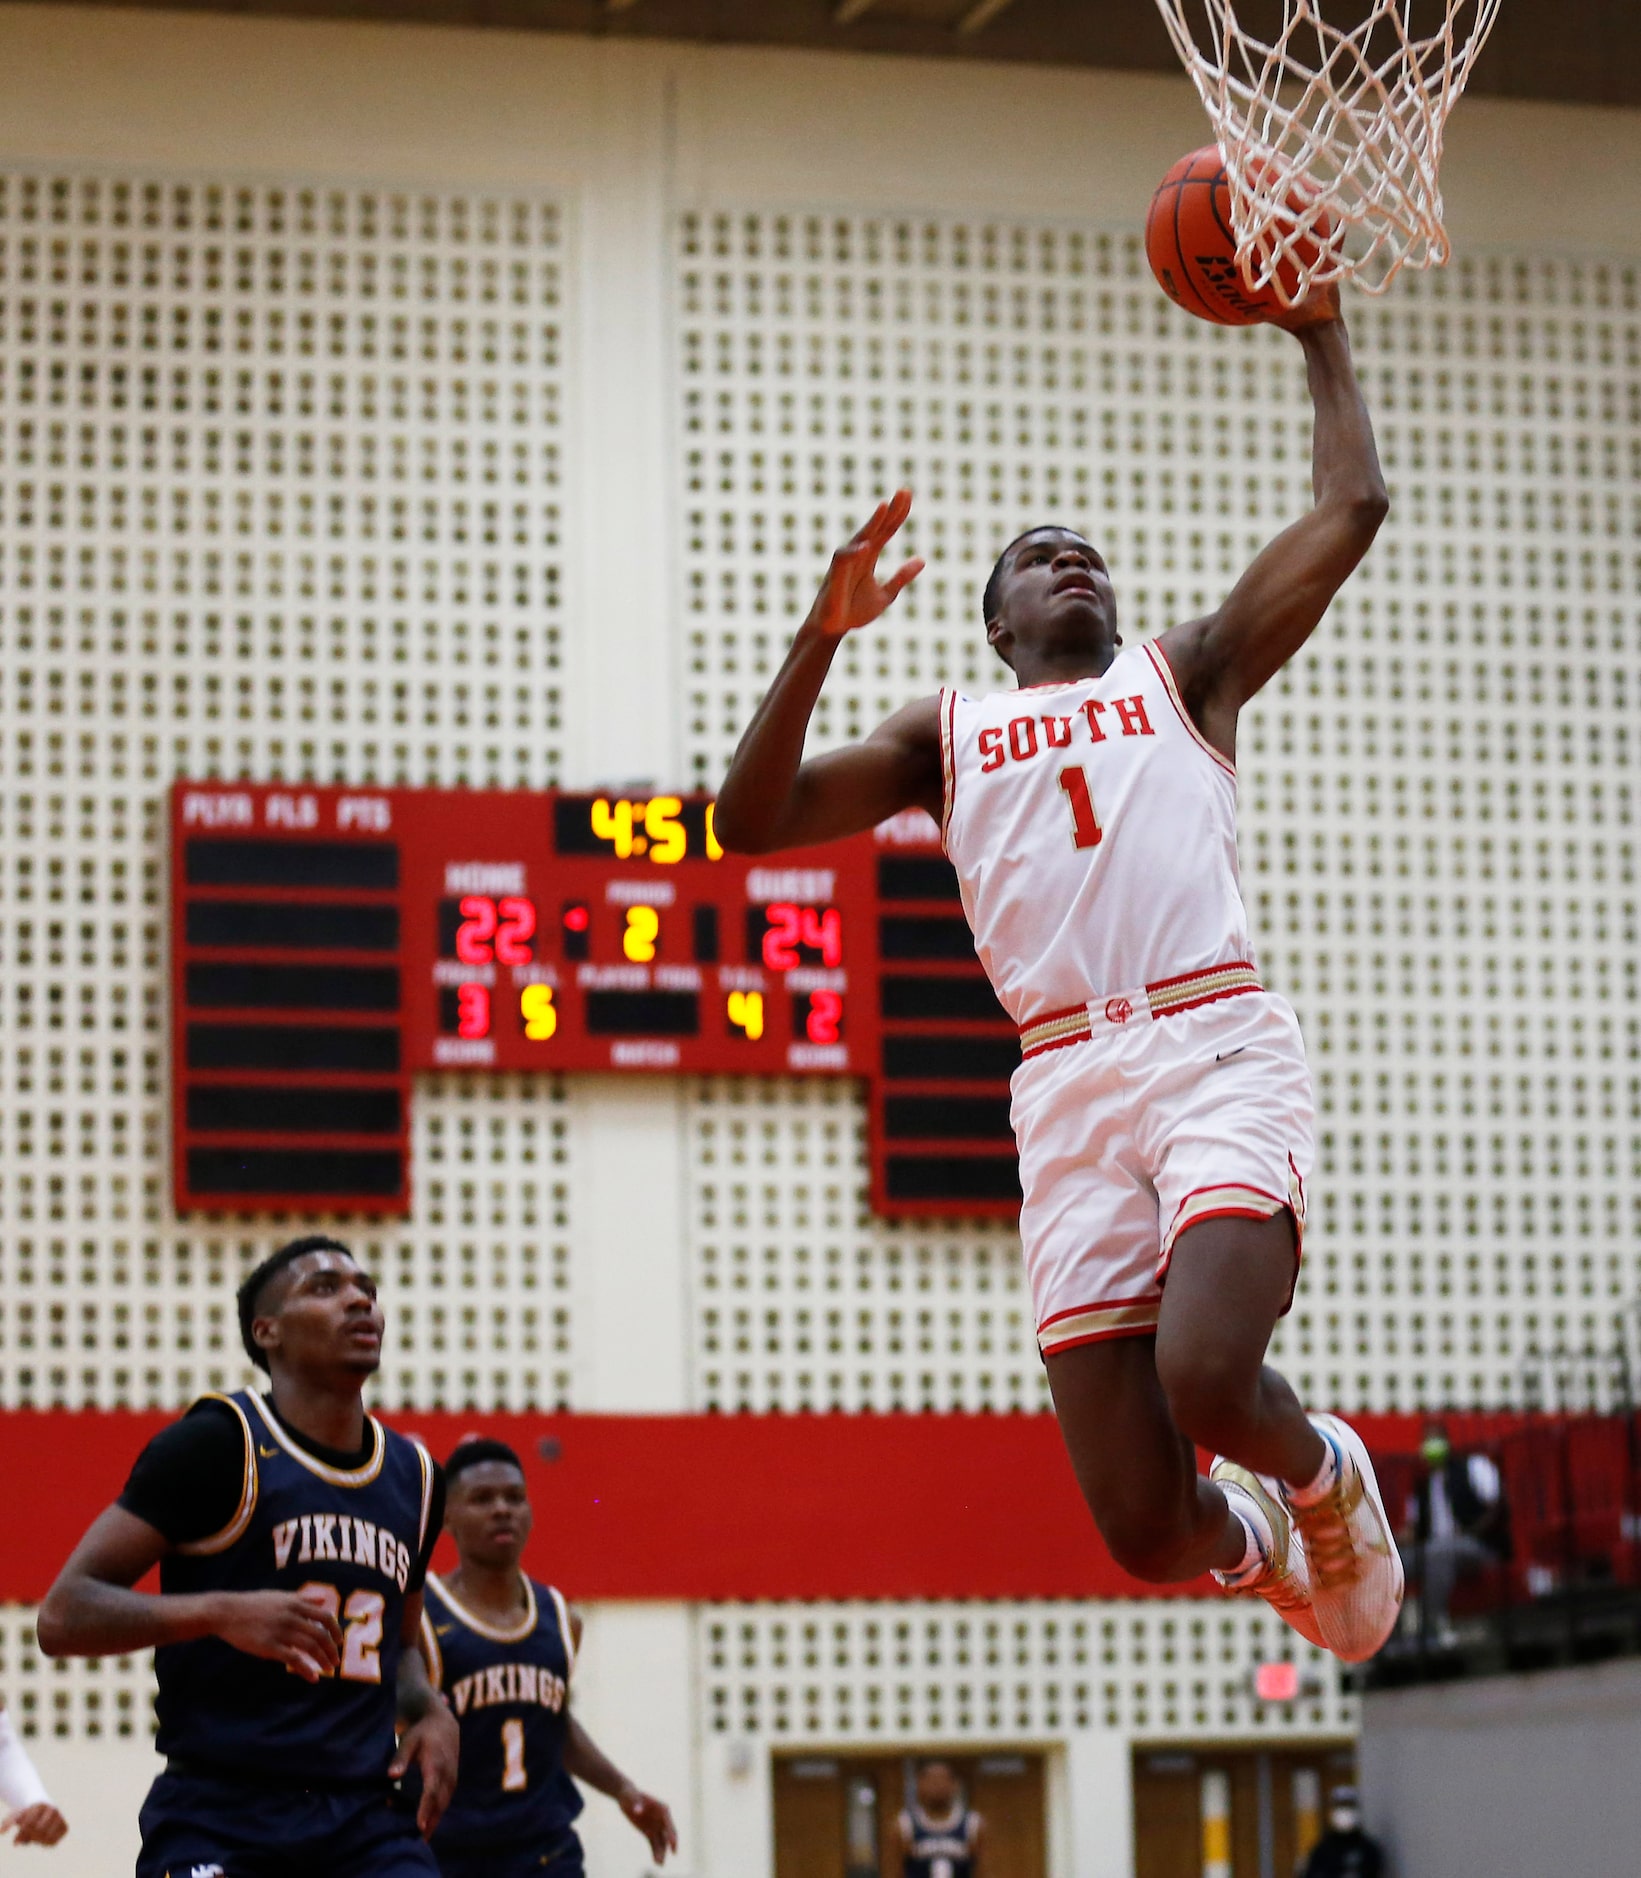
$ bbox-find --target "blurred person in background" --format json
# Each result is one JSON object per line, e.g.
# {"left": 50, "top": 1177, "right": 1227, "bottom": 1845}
{"left": 1299, "top": 1785, "right": 1383, "bottom": 1878}
{"left": 898, "top": 1758, "right": 982, "bottom": 1878}
{"left": 1400, "top": 1417, "right": 1509, "bottom": 1648}
{"left": 0, "top": 1697, "right": 67, "bottom": 1849}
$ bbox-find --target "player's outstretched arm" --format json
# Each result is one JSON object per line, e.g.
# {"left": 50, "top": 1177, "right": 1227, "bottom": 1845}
{"left": 1161, "top": 295, "right": 1388, "bottom": 760}
{"left": 0, "top": 1701, "right": 67, "bottom": 1848}
{"left": 714, "top": 489, "right": 939, "bottom": 855}
{"left": 562, "top": 1714, "right": 680, "bottom": 1865}
{"left": 36, "top": 1506, "right": 342, "bottom": 1680}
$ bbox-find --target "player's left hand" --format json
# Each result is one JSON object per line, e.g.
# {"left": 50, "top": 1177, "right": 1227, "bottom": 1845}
{"left": 390, "top": 1700, "right": 460, "bottom": 1838}
{"left": 619, "top": 1783, "right": 680, "bottom": 1863}
{"left": 2, "top": 1802, "right": 69, "bottom": 1846}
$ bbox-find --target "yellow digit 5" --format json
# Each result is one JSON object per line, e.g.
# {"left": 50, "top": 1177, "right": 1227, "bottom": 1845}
{"left": 520, "top": 983, "right": 558, "bottom": 1040}
{"left": 501, "top": 1716, "right": 527, "bottom": 1792}
{"left": 643, "top": 795, "right": 686, "bottom": 865}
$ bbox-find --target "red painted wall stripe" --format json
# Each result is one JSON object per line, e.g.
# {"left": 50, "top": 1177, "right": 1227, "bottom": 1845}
{"left": 0, "top": 1407, "right": 1476, "bottom": 1605}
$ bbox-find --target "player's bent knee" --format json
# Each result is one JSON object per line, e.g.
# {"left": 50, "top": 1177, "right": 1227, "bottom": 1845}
{"left": 1095, "top": 1506, "right": 1196, "bottom": 1584}
{"left": 1156, "top": 1348, "right": 1258, "bottom": 1453}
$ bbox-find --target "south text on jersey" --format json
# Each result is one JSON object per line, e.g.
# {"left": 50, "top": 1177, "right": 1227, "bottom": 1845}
{"left": 976, "top": 694, "right": 1156, "bottom": 772}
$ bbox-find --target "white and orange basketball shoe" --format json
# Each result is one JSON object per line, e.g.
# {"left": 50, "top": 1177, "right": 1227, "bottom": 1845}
{"left": 1283, "top": 1413, "right": 1404, "bottom": 1663}
{"left": 1209, "top": 1459, "right": 1326, "bottom": 1650}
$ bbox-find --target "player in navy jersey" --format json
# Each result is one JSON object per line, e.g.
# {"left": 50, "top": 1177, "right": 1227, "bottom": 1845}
{"left": 898, "top": 1760, "right": 982, "bottom": 1878}
{"left": 421, "top": 1439, "right": 677, "bottom": 1878}
{"left": 37, "top": 1235, "right": 460, "bottom": 1878}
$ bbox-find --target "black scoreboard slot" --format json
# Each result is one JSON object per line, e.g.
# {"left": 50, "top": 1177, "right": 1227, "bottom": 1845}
{"left": 885, "top": 1155, "right": 1022, "bottom": 1204}
{"left": 884, "top": 1094, "right": 1013, "bottom": 1140}
{"left": 882, "top": 1034, "right": 1020, "bottom": 1081}
{"left": 877, "top": 855, "right": 962, "bottom": 900}
{"left": 177, "top": 823, "right": 410, "bottom": 1215}
{"left": 186, "top": 838, "right": 399, "bottom": 891}
{"left": 881, "top": 976, "right": 1007, "bottom": 1022}
{"left": 873, "top": 849, "right": 1020, "bottom": 1216}
{"left": 186, "top": 900, "right": 400, "bottom": 951}
{"left": 878, "top": 915, "right": 979, "bottom": 961}
{"left": 187, "top": 1147, "right": 404, "bottom": 1199}
{"left": 185, "top": 1086, "right": 402, "bottom": 1135}
{"left": 583, "top": 989, "right": 701, "bottom": 1035}
{"left": 692, "top": 905, "right": 720, "bottom": 963}
{"left": 185, "top": 962, "right": 401, "bottom": 1012}
{"left": 186, "top": 1023, "right": 402, "bottom": 1073}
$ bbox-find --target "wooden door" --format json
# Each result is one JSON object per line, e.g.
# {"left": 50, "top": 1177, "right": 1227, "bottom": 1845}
{"left": 969, "top": 1753, "right": 1046, "bottom": 1878}
{"left": 1133, "top": 1751, "right": 1204, "bottom": 1878}
{"left": 774, "top": 1756, "right": 849, "bottom": 1878}
{"left": 1133, "top": 1744, "right": 1358, "bottom": 1878}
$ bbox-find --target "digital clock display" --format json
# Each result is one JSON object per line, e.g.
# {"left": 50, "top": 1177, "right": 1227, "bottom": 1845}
{"left": 172, "top": 785, "right": 1018, "bottom": 1220}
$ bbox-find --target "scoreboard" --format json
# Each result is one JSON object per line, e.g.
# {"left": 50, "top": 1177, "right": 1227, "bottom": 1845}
{"left": 171, "top": 783, "right": 1020, "bottom": 1219}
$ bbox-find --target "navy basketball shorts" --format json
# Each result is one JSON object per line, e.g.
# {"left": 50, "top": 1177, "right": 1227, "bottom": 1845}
{"left": 433, "top": 1829, "right": 586, "bottom": 1878}
{"left": 137, "top": 1767, "right": 441, "bottom": 1878}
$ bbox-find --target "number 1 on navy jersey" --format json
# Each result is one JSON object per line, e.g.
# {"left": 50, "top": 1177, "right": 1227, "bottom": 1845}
{"left": 1058, "top": 766, "right": 1103, "bottom": 850}
{"left": 501, "top": 1716, "right": 528, "bottom": 1792}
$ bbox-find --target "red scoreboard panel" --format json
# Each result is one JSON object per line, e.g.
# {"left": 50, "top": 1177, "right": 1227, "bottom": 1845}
{"left": 171, "top": 784, "right": 1020, "bottom": 1219}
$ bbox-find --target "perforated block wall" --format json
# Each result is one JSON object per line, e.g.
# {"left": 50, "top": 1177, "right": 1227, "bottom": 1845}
{"left": 700, "top": 1600, "right": 1353, "bottom": 1745}
{"left": 0, "top": 168, "right": 572, "bottom": 1411}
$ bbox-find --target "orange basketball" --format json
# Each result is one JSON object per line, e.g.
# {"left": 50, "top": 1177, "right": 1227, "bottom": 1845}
{"left": 1145, "top": 145, "right": 1330, "bottom": 326}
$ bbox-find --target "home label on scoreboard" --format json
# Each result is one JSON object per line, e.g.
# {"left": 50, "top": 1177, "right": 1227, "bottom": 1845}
{"left": 171, "top": 782, "right": 1019, "bottom": 1221}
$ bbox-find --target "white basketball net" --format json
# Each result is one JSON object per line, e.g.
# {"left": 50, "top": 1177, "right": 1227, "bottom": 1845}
{"left": 1154, "top": 0, "right": 1504, "bottom": 298}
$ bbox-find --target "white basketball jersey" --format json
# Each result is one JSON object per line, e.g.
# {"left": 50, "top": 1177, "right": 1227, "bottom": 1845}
{"left": 940, "top": 641, "right": 1252, "bottom": 1024}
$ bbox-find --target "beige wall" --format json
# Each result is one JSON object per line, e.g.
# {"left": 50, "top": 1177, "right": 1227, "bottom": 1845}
{"left": 0, "top": 9, "right": 1635, "bottom": 1876}
{"left": 0, "top": 6, "right": 1635, "bottom": 247}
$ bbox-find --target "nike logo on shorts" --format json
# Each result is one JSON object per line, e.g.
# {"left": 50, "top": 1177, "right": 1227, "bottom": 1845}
{"left": 1215, "top": 1046, "right": 1248, "bottom": 1063}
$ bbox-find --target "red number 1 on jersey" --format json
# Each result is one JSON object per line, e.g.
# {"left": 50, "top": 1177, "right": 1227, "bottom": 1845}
{"left": 1058, "top": 766, "right": 1103, "bottom": 850}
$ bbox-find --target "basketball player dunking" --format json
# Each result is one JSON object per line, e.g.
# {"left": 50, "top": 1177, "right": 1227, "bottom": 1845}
{"left": 38, "top": 1236, "right": 459, "bottom": 1877}
{"left": 716, "top": 288, "right": 1402, "bottom": 1660}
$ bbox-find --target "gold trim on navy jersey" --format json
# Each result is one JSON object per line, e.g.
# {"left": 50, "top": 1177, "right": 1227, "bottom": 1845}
{"left": 244, "top": 1390, "right": 386, "bottom": 1488}
{"left": 413, "top": 1438, "right": 436, "bottom": 1553}
{"left": 419, "top": 1603, "right": 446, "bottom": 1688}
{"left": 546, "top": 1584, "right": 578, "bottom": 1682}
{"left": 426, "top": 1571, "right": 540, "bottom": 1645}
{"left": 173, "top": 1393, "right": 259, "bottom": 1557}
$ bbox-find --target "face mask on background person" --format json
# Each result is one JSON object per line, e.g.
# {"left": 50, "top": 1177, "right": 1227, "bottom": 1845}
{"left": 1328, "top": 1786, "right": 1362, "bottom": 1833}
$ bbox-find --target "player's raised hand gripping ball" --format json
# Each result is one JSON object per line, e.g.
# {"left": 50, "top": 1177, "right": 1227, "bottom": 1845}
{"left": 1145, "top": 146, "right": 1334, "bottom": 327}
{"left": 805, "top": 489, "right": 925, "bottom": 638}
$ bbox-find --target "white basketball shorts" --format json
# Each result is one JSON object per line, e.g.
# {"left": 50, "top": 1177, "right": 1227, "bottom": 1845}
{"left": 1010, "top": 980, "right": 1315, "bottom": 1360}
